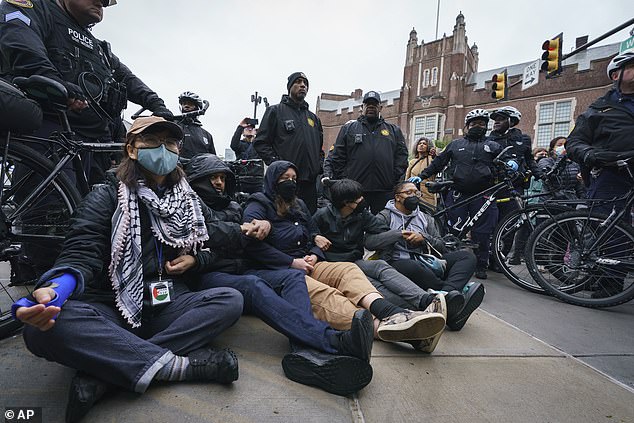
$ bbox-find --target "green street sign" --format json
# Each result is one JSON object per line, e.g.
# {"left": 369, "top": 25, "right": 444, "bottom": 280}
{"left": 620, "top": 36, "right": 634, "bottom": 53}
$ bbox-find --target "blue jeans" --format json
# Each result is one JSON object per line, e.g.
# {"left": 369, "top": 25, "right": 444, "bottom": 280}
{"left": 23, "top": 287, "right": 243, "bottom": 393}
{"left": 199, "top": 269, "right": 338, "bottom": 354}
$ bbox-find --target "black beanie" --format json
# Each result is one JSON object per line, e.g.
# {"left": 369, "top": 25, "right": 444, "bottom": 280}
{"left": 287, "top": 72, "right": 308, "bottom": 92}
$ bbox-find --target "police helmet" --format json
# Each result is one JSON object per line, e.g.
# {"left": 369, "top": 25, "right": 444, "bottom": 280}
{"left": 178, "top": 91, "right": 204, "bottom": 110}
{"left": 607, "top": 51, "right": 634, "bottom": 79}
{"left": 464, "top": 108, "right": 490, "bottom": 126}
{"left": 490, "top": 106, "right": 522, "bottom": 126}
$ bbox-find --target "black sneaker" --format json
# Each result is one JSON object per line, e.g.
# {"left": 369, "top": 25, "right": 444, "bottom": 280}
{"left": 336, "top": 309, "right": 374, "bottom": 362}
{"left": 282, "top": 346, "right": 373, "bottom": 396}
{"left": 444, "top": 290, "right": 465, "bottom": 323}
{"left": 447, "top": 282, "right": 485, "bottom": 331}
{"left": 474, "top": 268, "right": 488, "bottom": 280}
{"left": 65, "top": 371, "right": 114, "bottom": 423}
{"left": 185, "top": 348, "right": 239, "bottom": 383}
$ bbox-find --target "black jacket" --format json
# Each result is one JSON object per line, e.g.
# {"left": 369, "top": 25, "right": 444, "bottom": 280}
{"left": 176, "top": 118, "right": 216, "bottom": 159}
{"left": 253, "top": 95, "right": 323, "bottom": 182}
{"left": 324, "top": 116, "right": 409, "bottom": 192}
{"left": 488, "top": 128, "right": 540, "bottom": 178}
{"left": 242, "top": 161, "right": 322, "bottom": 269}
{"left": 230, "top": 125, "right": 259, "bottom": 160}
{"left": 311, "top": 204, "right": 399, "bottom": 262}
{"left": 0, "top": 0, "right": 167, "bottom": 140}
{"left": 419, "top": 135, "right": 502, "bottom": 195}
{"left": 37, "top": 178, "right": 241, "bottom": 310}
{"left": 566, "top": 89, "right": 634, "bottom": 165}
{"left": 185, "top": 154, "right": 252, "bottom": 274}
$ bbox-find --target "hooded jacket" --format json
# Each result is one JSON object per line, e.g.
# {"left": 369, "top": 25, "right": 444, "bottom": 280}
{"left": 253, "top": 95, "right": 323, "bottom": 182}
{"left": 242, "top": 161, "right": 323, "bottom": 268}
{"left": 375, "top": 200, "right": 446, "bottom": 262}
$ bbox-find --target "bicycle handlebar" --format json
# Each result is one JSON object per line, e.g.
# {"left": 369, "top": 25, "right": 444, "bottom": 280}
{"left": 130, "top": 100, "right": 210, "bottom": 121}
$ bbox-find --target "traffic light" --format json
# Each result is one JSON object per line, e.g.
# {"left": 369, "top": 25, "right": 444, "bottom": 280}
{"left": 491, "top": 69, "right": 508, "bottom": 100}
{"left": 541, "top": 33, "right": 563, "bottom": 78}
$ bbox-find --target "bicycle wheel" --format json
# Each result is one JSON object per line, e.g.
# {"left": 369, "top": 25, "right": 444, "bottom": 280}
{"left": 0, "top": 140, "right": 81, "bottom": 337}
{"left": 525, "top": 210, "right": 634, "bottom": 307}
{"left": 492, "top": 204, "right": 568, "bottom": 294}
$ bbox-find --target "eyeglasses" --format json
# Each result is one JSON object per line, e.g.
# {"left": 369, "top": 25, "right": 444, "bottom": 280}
{"left": 136, "top": 134, "right": 182, "bottom": 152}
{"left": 396, "top": 190, "right": 421, "bottom": 197}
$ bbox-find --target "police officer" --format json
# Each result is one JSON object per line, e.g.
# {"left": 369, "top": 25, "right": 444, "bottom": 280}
{"left": 566, "top": 51, "right": 634, "bottom": 216}
{"left": 323, "top": 91, "right": 409, "bottom": 214}
{"left": 175, "top": 91, "right": 216, "bottom": 160}
{"left": 253, "top": 72, "right": 323, "bottom": 213}
{"left": 0, "top": 0, "right": 173, "bottom": 183}
{"left": 410, "top": 109, "right": 502, "bottom": 279}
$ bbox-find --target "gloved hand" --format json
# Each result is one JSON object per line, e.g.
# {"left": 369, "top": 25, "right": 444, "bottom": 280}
{"left": 583, "top": 150, "right": 597, "bottom": 167}
{"left": 151, "top": 105, "right": 174, "bottom": 120}
{"left": 320, "top": 176, "right": 331, "bottom": 186}
{"left": 408, "top": 176, "right": 422, "bottom": 184}
{"left": 506, "top": 160, "right": 519, "bottom": 171}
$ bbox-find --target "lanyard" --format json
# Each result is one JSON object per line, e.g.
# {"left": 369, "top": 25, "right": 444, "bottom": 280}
{"left": 154, "top": 238, "right": 164, "bottom": 281}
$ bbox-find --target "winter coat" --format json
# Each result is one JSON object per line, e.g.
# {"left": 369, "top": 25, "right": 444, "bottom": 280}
{"left": 176, "top": 118, "right": 216, "bottom": 159}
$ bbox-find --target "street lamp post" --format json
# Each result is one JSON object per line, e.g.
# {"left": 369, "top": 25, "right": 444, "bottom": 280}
{"left": 251, "top": 91, "right": 268, "bottom": 120}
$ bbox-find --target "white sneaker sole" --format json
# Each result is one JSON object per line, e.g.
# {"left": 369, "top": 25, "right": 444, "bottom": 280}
{"left": 377, "top": 312, "right": 446, "bottom": 342}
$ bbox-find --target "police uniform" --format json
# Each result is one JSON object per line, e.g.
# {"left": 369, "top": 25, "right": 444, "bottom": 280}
{"left": 0, "top": 0, "right": 168, "bottom": 145}
{"left": 324, "top": 115, "right": 409, "bottom": 214}
{"left": 176, "top": 117, "right": 216, "bottom": 160}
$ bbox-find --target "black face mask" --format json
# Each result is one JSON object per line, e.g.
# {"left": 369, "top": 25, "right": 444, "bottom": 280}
{"left": 276, "top": 179, "right": 297, "bottom": 201}
{"left": 351, "top": 199, "right": 367, "bottom": 215}
{"left": 192, "top": 179, "right": 232, "bottom": 211}
{"left": 403, "top": 196, "right": 419, "bottom": 211}
{"left": 467, "top": 126, "right": 487, "bottom": 139}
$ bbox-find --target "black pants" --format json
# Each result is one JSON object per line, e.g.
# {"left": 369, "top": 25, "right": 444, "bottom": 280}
{"left": 364, "top": 190, "right": 393, "bottom": 215}
{"left": 297, "top": 179, "right": 318, "bottom": 214}
{"left": 390, "top": 249, "right": 476, "bottom": 292}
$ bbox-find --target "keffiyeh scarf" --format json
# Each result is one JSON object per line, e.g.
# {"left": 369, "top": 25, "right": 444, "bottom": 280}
{"left": 109, "top": 179, "right": 209, "bottom": 328}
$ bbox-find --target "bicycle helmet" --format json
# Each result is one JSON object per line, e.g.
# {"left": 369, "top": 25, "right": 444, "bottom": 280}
{"left": 413, "top": 254, "right": 447, "bottom": 278}
{"left": 464, "top": 108, "right": 490, "bottom": 126}
{"left": 178, "top": 91, "right": 204, "bottom": 110}
{"left": 490, "top": 106, "right": 522, "bottom": 126}
{"left": 607, "top": 51, "right": 634, "bottom": 78}
{"left": 102, "top": 0, "right": 117, "bottom": 6}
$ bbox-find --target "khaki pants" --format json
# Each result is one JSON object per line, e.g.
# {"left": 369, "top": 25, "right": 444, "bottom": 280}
{"left": 305, "top": 261, "right": 379, "bottom": 330}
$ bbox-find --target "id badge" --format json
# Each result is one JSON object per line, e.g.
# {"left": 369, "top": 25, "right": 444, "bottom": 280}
{"left": 147, "top": 279, "right": 175, "bottom": 307}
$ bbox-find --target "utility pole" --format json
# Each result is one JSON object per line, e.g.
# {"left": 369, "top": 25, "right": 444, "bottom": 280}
{"left": 251, "top": 91, "right": 261, "bottom": 120}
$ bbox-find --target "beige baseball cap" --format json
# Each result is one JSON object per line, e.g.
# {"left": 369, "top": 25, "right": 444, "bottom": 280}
{"left": 127, "top": 116, "right": 183, "bottom": 139}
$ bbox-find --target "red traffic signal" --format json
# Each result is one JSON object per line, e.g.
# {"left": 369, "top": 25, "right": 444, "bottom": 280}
{"left": 541, "top": 33, "right": 563, "bottom": 78}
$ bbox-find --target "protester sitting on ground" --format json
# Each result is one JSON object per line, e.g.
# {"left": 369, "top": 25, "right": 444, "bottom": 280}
{"left": 375, "top": 181, "right": 484, "bottom": 331}
{"left": 312, "top": 178, "right": 456, "bottom": 352}
{"left": 405, "top": 137, "right": 438, "bottom": 206}
{"left": 242, "top": 161, "right": 446, "bottom": 346}
{"left": 184, "top": 154, "right": 374, "bottom": 396}
{"left": 11, "top": 117, "right": 248, "bottom": 423}
{"left": 537, "top": 137, "right": 586, "bottom": 201}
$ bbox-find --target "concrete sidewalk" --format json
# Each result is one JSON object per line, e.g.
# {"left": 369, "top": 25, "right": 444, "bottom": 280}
{"left": 2, "top": 305, "right": 633, "bottom": 423}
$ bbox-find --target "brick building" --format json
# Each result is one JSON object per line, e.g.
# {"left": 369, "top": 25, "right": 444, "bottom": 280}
{"left": 316, "top": 13, "right": 619, "bottom": 153}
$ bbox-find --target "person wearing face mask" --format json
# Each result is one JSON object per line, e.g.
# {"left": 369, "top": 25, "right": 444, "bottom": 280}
{"left": 10, "top": 117, "right": 252, "bottom": 422}
{"left": 312, "top": 179, "right": 461, "bottom": 353}
{"left": 405, "top": 137, "right": 438, "bottom": 206}
{"left": 375, "top": 181, "right": 483, "bottom": 332}
{"left": 536, "top": 136, "right": 586, "bottom": 202}
{"left": 243, "top": 161, "right": 447, "bottom": 349}
{"left": 410, "top": 109, "right": 502, "bottom": 279}
{"left": 230, "top": 117, "right": 260, "bottom": 160}
{"left": 324, "top": 91, "right": 409, "bottom": 214}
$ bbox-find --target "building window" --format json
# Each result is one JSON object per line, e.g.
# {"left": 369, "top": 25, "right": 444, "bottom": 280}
{"left": 413, "top": 114, "right": 443, "bottom": 143}
{"left": 536, "top": 100, "right": 573, "bottom": 147}
{"left": 431, "top": 67, "right": 438, "bottom": 86}
{"left": 422, "top": 69, "right": 430, "bottom": 88}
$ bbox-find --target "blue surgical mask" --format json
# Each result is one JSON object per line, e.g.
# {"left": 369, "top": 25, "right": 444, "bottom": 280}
{"left": 554, "top": 145, "right": 565, "bottom": 156}
{"left": 136, "top": 145, "right": 179, "bottom": 176}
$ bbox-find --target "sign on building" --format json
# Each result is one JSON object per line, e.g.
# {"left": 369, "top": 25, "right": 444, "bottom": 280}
{"left": 522, "top": 60, "right": 540, "bottom": 91}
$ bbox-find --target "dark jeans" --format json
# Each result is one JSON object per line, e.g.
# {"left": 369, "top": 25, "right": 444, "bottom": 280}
{"left": 445, "top": 191, "right": 499, "bottom": 268}
{"left": 587, "top": 168, "right": 632, "bottom": 217}
{"left": 297, "top": 180, "right": 318, "bottom": 214}
{"left": 390, "top": 249, "right": 476, "bottom": 292}
{"left": 199, "top": 270, "right": 338, "bottom": 354}
{"left": 23, "top": 287, "right": 243, "bottom": 393}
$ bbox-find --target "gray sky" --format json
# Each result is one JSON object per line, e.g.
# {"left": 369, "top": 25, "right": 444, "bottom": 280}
{"left": 93, "top": 0, "right": 633, "bottom": 155}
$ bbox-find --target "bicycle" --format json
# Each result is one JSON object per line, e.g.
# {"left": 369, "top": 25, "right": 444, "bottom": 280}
{"left": 422, "top": 146, "right": 572, "bottom": 293}
{"left": 0, "top": 75, "right": 196, "bottom": 338}
{"left": 525, "top": 156, "right": 634, "bottom": 307}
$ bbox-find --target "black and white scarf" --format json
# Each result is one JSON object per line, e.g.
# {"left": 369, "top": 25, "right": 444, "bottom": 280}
{"left": 109, "top": 179, "right": 209, "bottom": 328}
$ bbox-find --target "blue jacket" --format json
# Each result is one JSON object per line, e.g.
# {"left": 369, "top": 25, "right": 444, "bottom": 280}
{"left": 242, "top": 161, "right": 323, "bottom": 269}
